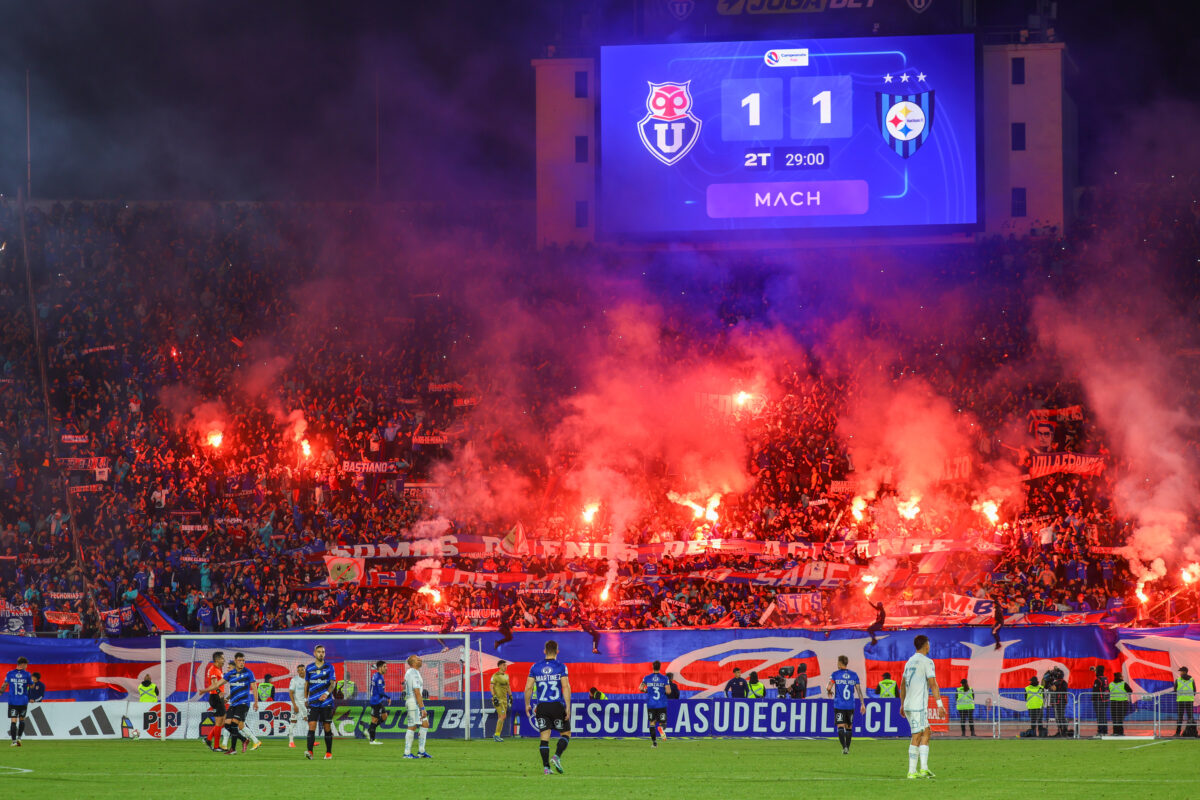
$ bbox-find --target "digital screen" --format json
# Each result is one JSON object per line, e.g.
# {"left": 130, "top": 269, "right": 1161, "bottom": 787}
{"left": 599, "top": 34, "right": 979, "bottom": 237}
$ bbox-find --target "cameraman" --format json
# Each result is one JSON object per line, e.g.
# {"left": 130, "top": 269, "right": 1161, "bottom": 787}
{"left": 767, "top": 666, "right": 794, "bottom": 699}
{"left": 791, "top": 664, "right": 809, "bottom": 699}
{"left": 1090, "top": 665, "right": 1108, "bottom": 735}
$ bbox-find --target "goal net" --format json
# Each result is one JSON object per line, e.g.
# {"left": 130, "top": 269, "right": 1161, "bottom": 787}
{"left": 155, "top": 633, "right": 482, "bottom": 742}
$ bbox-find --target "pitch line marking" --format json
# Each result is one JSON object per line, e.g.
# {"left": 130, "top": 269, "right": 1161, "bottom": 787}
{"left": 1121, "top": 739, "right": 1171, "bottom": 750}
{"left": 0, "top": 765, "right": 33, "bottom": 775}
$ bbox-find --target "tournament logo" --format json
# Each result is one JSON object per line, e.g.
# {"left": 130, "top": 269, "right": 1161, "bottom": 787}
{"left": 876, "top": 91, "right": 935, "bottom": 159}
{"left": 638, "top": 81, "right": 702, "bottom": 166}
{"left": 665, "top": 0, "right": 694, "bottom": 21}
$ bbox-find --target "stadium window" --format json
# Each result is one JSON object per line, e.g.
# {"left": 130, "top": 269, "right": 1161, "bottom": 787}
{"left": 575, "top": 200, "right": 589, "bottom": 228}
{"left": 574, "top": 70, "right": 588, "bottom": 98}
{"left": 1012, "top": 122, "right": 1026, "bottom": 151}
{"left": 1011, "top": 57, "right": 1025, "bottom": 85}
{"left": 1011, "top": 187, "right": 1027, "bottom": 218}
{"left": 575, "top": 135, "right": 588, "bottom": 164}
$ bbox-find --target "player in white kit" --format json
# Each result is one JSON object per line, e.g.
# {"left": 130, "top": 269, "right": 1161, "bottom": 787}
{"left": 402, "top": 655, "right": 431, "bottom": 759}
{"left": 288, "top": 664, "right": 308, "bottom": 748}
{"left": 899, "top": 634, "right": 942, "bottom": 779}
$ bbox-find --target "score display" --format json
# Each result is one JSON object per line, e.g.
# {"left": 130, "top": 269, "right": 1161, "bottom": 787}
{"left": 598, "top": 34, "right": 979, "bottom": 237}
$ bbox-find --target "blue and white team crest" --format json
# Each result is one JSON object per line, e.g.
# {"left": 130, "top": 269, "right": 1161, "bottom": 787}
{"left": 638, "top": 81, "right": 702, "bottom": 166}
{"left": 876, "top": 91, "right": 935, "bottom": 159}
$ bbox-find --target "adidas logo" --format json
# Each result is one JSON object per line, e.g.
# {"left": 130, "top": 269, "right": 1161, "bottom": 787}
{"left": 20, "top": 706, "right": 53, "bottom": 737}
{"left": 68, "top": 706, "right": 116, "bottom": 737}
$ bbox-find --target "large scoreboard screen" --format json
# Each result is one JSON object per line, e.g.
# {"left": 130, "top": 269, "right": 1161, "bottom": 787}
{"left": 598, "top": 34, "right": 979, "bottom": 237}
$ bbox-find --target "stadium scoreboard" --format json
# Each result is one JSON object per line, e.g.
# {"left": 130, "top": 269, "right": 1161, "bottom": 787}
{"left": 599, "top": 34, "right": 979, "bottom": 237}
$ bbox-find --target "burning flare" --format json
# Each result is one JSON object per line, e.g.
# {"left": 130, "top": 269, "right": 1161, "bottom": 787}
{"left": 417, "top": 585, "right": 442, "bottom": 604}
{"left": 600, "top": 584, "right": 610, "bottom": 602}
{"left": 851, "top": 496, "right": 867, "bottom": 522}
{"left": 1136, "top": 583, "right": 1148, "bottom": 604}
{"left": 301, "top": 439, "right": 312, "bottom": 459}
{"left": 863, "top": 574, "right": 879, "bottom": 597}
{"left": 1182, "top": 563, "right": 1200, "bottom": 585}
{"left": 896, "top": 495, "right": 921, "bottom": 520}
{"left": 667, "top": 491, "right": 721, "bottom": 523}
{"left": 972, "top": 499, "right": 1000, "bottom": 526}
{"left": 734, "top": 391, "right": 752, "bottom": 406}
{"left": 581, "top": 503, "right": 600, "bottom": 524}
{"left": 206, "top": 430, "right": 223, "bottom": 449}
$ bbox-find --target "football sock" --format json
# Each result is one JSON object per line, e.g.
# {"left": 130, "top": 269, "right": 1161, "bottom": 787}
{"left": 368, "top": 723, "right": 377, "bottom": 742}
{"left": 555, "top": 736, "right": 570, "bottom": 756}
{"left": 307, "top": 730, "right": 316, "bottom": 751}
{"left": 243, "top": 726, "right": 259, "bottom": 744}
{"left": 918, "top": 745, "right": 929, "bottom": 770}
{"left": 418, "top": 727, "right": 428, "bottom": 752}
{"left": 651, "top": 725, "right": 658, "bottom": 744}
{"left": 17, "top": 720, "right": 25, "bottom": 739}
{"left": 539, "top": 741, "right": 551, "bottom": 767}
{"left": 844, "top": 728, "right": 852, "bottom": 750}
{"left": 225, "top": 724, "right": 242, "bottom": 744}
{"left": 210, "top": 727, "right": 223, "bottom": 747}
{"left": 8, "top": 722, "right": 14, "bottom": 741}
{"left": 907, "top": 745, "right": 918, "bottom": 773}
{"left": 324, "top": 730, "right": 333, "bottom": 752}
{"left": 405, "top": 728, "right": 415, "bottom": 754}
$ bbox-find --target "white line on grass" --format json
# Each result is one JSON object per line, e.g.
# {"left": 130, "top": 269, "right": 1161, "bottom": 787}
{"left": 1121, "top": 739, "right": 1171, "bottom": 750}
{"left": 0, "top": 765, "right": 33, "bottom": 775}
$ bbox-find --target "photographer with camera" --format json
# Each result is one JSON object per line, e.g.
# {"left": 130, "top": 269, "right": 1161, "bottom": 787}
{"left": 792, "top": 664, "right": 809, "bottom": 699}
{"left": 768, "top": 666, "right": 795, "bottom": 699}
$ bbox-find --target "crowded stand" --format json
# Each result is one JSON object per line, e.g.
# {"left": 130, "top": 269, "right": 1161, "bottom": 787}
{"left": 0, "top": 178, "right": 1198, "bottom": 639}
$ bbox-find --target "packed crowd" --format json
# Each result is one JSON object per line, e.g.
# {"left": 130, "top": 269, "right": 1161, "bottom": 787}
{"left": 0, "top": 174, "right": 1197, "bottom": 637}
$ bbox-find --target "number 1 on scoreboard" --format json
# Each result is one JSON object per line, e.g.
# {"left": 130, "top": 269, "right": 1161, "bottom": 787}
{"left": 741, "top": 92, "right": 761, "bottom": 127}
{"left": 790, "top": 76, "right": 851, "bottom": 140}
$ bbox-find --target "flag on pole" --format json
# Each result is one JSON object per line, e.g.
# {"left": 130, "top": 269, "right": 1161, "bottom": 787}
{"left": 500, "top": 522, "right": 530, "bottom": 556}
{"left": 133, "top": 593, "right": 187, "bottom": 633}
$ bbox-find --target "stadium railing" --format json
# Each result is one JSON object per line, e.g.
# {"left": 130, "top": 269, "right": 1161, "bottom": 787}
{"left": 994, "top": 689, "right": 1078, "bottom": 739}
{"left": 1075, "top": 692, "right": 1160, "bottom": 738}
{"left": 937, "top": 689, "right": 1001, "bottom": 738}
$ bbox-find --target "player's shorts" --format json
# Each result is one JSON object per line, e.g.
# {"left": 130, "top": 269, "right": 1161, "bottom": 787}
{"left": 7, "top": 704, "right": 27, "bottom": 720}
{"left": 835, "top": 709, "right": 854, "bottom": 727}
{"left": 227, "top": 703, "right": 250, "bottom": 723}
{"left": 647, "top": 707, "right": 668, "bottom": 725}
{"left": 904, "top": 709, "right": 929, "bottom": 733}
{"left": 405, "top": 700, "right": 427, "bottom": 727}
{"left": 492, "top": 695, "right": 510, "bottom": 712}
{"left": 309, "top": 705, "right": 335, "bottom": 725}
{"left": 208, "top": 693, "right": 227, "bottom": 716}
{"left": 533, "top": 701, "right": 570, "bottom": 733}
{"left": 370, "top": 703, "right": 388, "bottom": 720}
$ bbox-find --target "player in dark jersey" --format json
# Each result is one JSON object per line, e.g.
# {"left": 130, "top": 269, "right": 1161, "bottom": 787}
{"left": 525, "top": 639, "right": 572, "bottom": 775}
{"left": 367, "top": 660, "right": 390, "bottom": 744}
{"left": 826, "top": 655, "right": 865, "bottom": 755}
{"left": 210, "top": 652, "right": 261, "bottom": 753}
{"left": 304, "top": 644, "right": 337, "bottom": 760}
{"left": 639, "top": 660, "right": 670, "bottom": 747}
{"left": 3, "top": 656, "right": 31, "bottom": 746}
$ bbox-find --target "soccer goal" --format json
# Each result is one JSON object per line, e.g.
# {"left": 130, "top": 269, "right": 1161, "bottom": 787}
{"left": 156, "top": 633, "right": 482, "bottom": 742}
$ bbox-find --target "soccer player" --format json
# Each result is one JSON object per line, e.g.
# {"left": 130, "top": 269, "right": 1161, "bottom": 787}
{"left": 491, "top": 660, "right": 511, "bottom": 742}
{"left": 525, "top": 639, "right": 571, "bottom": 775}
{"left": 288, "top": 664, "right": 308, "bottom": 748}
{"left": 899, "top": 634, "right": 942, "bottom": 779}
{"left": 199, "top": 651, "right": 227, "bottom": 751}
{"left": 211, "top": 652, "right": 261, "bottom": 753}
{"left": 402, "top": 654, "right": 432, "bottom": 759}
{"left": 304, "top": 645, "right": 337, "bottom": 760}
{"left": 639, "top": 660, "right": 670, "bottom": 747}
{"left": 826, "top": 655, "right": 865, "bottom": 755}
{"left": 367, "top": 660, "right": 390, "bottom": 745}
{"left": 2, "top": 656, "right": 31, "bottom": 746}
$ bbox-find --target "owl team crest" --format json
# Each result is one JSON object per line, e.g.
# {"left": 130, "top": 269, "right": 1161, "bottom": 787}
{"left": 638, "top": 81, "right": 702, "bottom": 166}
{"left": 876, "top": 90, "right": 935, "bottom": 159}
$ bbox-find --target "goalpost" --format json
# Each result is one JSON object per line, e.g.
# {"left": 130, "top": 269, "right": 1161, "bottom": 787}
{"left": 156, "top": 633, "right": 477, "bottom": 742}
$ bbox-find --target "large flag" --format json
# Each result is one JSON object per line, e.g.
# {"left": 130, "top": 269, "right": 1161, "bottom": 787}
{"left": 499, "top": 522, "right": 530, "bottom": 556}
{"left": 133, "top": 593, "right": 187, "bottom": 633}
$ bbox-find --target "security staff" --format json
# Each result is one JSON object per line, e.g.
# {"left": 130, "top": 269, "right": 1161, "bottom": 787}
{"left": 1090, "top": 665, "right": 1109, "bottom": 735}
{"left": 956, "top": 679, "right": 977, "bottom": 737}
{"left": 1025, "top": 676, "right": 1046, "bottom": 737}
{"left": 877, "top": 672, "right": 898, "bottom": 698}
{"left": 257, "top": 674, "right": 276, "bottom": 702}
{"left": 747, "top": 671, "right": 766, "bottom": 699}
{"left": 138, "top": 675, "right": 159, "bottom": 702}
{"left": 1109, "top": 672, "right": 1132, "bottom": 735}
{"left": 588, "top": 687, "right": 607, "bottom": 700}
{"left": 1175, "top": 666, "right": 1196, "bottom": 737}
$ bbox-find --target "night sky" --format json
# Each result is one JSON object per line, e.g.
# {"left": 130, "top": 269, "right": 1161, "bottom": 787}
{"left": 0, "top": 0, "right": 1192, "bottom": 202}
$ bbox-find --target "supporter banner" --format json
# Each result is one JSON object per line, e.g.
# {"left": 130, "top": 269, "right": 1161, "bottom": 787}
{"left": 45, "top": 610, "right": 82, "bottom": 626}
{"left": 180, "top": 524, "right": 208, "bottom": 532}
{"left": 1026, "top": 452, "right": 1106, "bottom": 480}
{"left": 325, "top": 556, "right": 366, "bottom": 585}
{"left": 46, "top": 592, "right": 84, "bottom": 601}
{"left": 345, "top": 568, "right": 597, "bottom": 591}
{"left": 101, "top": 607, "right": 130, "bottom": 636}
{"left": 1027, "top": 405, "right": 1084, "bottom": 428}
{"left": 543, "top": 698, "right": 908, "bottom": 739}
{"left": 776, "top": 593, "right": 823, "bottom": 616}
{"left": 14, "top": 626, "right": 1198, "bottom": 717}
{"left": 61, "top": 434, "right": 89, "bottom": 444}
{"left": 684, "top": 563, "right": 861, "bottom": 589}
{"left": 0, "top": 600, "right": 34, "bottom": 634}
{"left": 341, "top": 461, "right": 407, "bottom": 474}
{"left": 856, "top": 538, "right": 1001, "bottom": 558}
{"left": 57, "top": 457, "right": 110, "bottom": 470}
{"left": 829, "top": 481, "right": 857, "bottom": 495}
{"left": 942, "top": 592, "right": 995, "bottom": 616}
{"left": 69, "top": 483, "right": 103, "bottom": 495}
{"left": 427, "top": 382, "right": 462, "bottom": 392}
{"left": 452, "top": 396, "right": 481, "bottom": 407}
{"left": 412, "top": 435, "right": 448, "bottom": 445}
{"left": 81, "top": 344, "right": 118, "bottom": 355}
{"left": 940, "top": 455, "right": 972, "bottom": 482}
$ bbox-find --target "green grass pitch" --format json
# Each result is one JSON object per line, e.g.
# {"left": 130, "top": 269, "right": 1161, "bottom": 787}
{"left": 1, "top": 737, "right": 1197, "bottom": 800}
